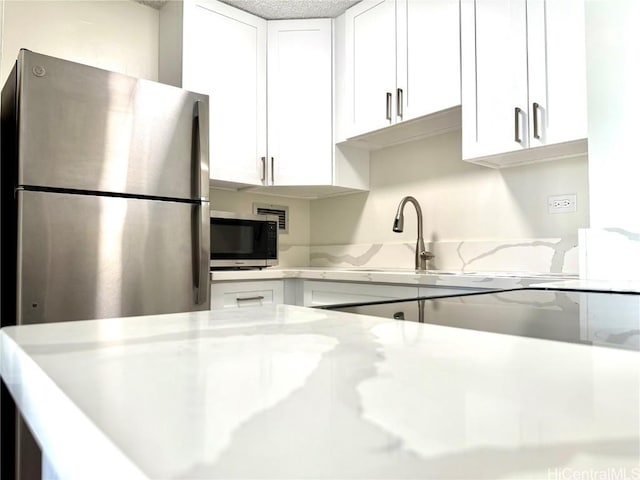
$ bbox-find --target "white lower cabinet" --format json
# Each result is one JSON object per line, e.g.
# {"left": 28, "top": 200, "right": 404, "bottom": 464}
{"left": 210, "top": 279, "right": 486, "bottom": 310}
{"left": 210, "top": 280, "right": 284, "bottom": 309}
{"left": 302, "top": 281, "right": 486, "bottom": 307}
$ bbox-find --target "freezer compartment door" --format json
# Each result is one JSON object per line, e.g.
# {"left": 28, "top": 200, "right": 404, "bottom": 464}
{"left": 16, "top": 50, "right": 209, "bottom": 201}
{"left": 16, "top": 190, "right": 210, "bottom": 325}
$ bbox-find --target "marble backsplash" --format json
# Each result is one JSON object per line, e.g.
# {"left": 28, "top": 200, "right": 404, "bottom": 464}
{"left": 278, "top": 244, "right": 311, "bottom": 268}
{"left": 305, "top": 237, "right": 580, "bottom": 274}
{"left": 580, "top": 227, "right": 640, "bottom": 280}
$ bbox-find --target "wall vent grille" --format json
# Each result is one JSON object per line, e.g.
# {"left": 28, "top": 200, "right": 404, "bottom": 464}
{"left": 254, "top": 203, "right": 289, "bottom": 234}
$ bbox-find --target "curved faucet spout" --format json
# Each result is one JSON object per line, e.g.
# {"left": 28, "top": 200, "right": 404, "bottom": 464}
{"left": 392, "top": 196, "right": 433, "bottom": 271}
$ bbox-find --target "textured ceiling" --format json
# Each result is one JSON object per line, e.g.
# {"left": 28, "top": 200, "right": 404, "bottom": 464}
{"left": 218, "top": 0, "right": 362, "bottom": 19}
{"left": 135, "top": 0, "right": 361, "bottom": 19}
{"left": 135, "top": 0, "right": 167, "bottom": 9}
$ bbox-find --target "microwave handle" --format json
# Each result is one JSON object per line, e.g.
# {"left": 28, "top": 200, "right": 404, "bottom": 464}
{"left": 194, "top": 100, "right": 209, "bottom": 305}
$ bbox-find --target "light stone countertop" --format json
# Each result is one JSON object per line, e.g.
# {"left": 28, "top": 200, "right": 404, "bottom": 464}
{"left": 1, "top": 304, "right": 638, "bottom": 479}
{"left": 211, "top": 267, "right": 577, "bottom": 290}
{"left": 529, "top": 278, "right": 640, "bottom": 293}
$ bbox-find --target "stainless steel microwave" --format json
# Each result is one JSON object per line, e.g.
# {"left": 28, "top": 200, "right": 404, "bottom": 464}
{"left": 210, "top": 211, "right": 278, "bottom": 269}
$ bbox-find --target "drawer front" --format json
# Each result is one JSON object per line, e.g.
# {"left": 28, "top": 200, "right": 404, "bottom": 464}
{"left": 211, "top": 281, "right": 284, "bottom": 309}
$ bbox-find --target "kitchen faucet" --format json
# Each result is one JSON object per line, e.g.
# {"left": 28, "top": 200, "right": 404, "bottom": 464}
{"left": 392, "top": 196, "right": 435, "bottom": 271}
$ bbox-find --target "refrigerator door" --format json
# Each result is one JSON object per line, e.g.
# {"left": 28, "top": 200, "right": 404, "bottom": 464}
{"left": 16, "top": 190, "right": 210, "bottom": 325}
{"left": 16, "top": 50, "right": 209, "bottom": 201}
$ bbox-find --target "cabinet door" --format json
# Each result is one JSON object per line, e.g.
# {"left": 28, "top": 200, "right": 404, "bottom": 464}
{"left": 461, "top": 0, "right": 529, "bottom": 160}
{"left": 345, "top": 0, "right": 397, "bottom": 137}
{"left": 396, "top": 0, "right": 460, "bottom": 122}
{"left": 527, "top": 0, "right": 587, "bottom": 148}
{"left": 267, "top": 19, "right": 333, "bottom": 186}
{"left": 182, "top": 0, "right": 266, "bottom": 185}
{"left": 210, "top": 280, "right": 284, "bottom": 309}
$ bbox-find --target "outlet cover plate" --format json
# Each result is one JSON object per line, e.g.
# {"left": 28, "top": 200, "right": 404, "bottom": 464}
{"left": 548, "top": 194, "right": 577, "bottom": 214}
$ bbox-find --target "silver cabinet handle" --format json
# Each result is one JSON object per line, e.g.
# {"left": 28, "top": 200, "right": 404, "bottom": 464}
{"left": 270, "top": 157, "right": 275, "bottom": 184}
{"left": 261, "top": 156, "right": 266, "bottom": 182}
{"left": 236, "top": 296, "right": 265, "bottom": 302}
{"left": 397, "top": 88, "right": 404, "bottom": 119}
{"left": 386, "top": 92, "right": 392, "bottom": 121}
{"left": 514, "top": 107, "right": 522, "bottom": 144}
{"left": 193, "top": 100, "right": 209, "bottom": 306}
{"left": 532, "top": 102, "right": 541, "bottom": 139}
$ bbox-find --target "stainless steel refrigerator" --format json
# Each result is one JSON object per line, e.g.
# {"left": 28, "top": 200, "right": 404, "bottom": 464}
{"left": 0, "top": 50, "right": 210, "bottom": 479}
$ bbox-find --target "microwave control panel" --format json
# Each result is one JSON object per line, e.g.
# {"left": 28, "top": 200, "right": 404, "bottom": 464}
{"left": 267, "top": 222, "right": 278, "bottom": 258}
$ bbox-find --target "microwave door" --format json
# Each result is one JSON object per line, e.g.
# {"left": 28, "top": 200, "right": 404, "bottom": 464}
{"left": 210, "top": 216, "right": 278, "bottom": 268}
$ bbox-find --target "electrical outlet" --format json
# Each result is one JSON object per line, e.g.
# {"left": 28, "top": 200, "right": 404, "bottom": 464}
{"left": 548, "top": 194, "right": 577, "bottom": 214}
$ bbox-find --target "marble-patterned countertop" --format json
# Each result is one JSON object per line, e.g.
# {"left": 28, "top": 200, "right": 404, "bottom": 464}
{"left": 1, "top": 304, "right": 638, "bottom": 479}
{"left": 211, "top": 267, "right": 577, "bottom": 290}
{"left": 529, "top": 278, "right": 640, "bottom": 293}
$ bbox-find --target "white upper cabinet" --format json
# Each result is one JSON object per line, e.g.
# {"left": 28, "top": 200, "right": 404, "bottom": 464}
{"left": 344, "top": 0, "right": 460, "bottom": 139}
{"left": 160, "top": 0, "right": 267, "bottom": 186}
{"left": 461, "top": 0, "right": 588, "bottom": 167}
{"left": 527, "top": 0, "right": 588, "bottom": 148}
{"left": 397, "top": 0, "right": 462, "bottom": 122}
{"left": 160, "top": 4, "right": 369, "bottom": 196}
{"left": 267, "top": 19, "right": 333, "bottom": 186}
{"left": 347, "top": 0, "right": 397, "bottom": 136}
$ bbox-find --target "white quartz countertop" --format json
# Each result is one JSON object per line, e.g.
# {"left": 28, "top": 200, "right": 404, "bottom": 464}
{"left": 211, "top": 267, "right": 577, "bottom": 290}
{"left": 1, "top": 305, "right": 638, "bottom": 479}
{"left": 529, "top": 278, "right": 640, "bottom": 293}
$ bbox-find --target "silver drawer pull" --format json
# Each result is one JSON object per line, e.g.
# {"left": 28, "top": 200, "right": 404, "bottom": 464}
{"left": 236, "top": 295, "right": 265, "bottom": 302}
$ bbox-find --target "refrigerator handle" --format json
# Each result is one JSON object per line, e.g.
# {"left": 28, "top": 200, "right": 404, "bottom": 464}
{"left": 193, "top": 100, "right": 209, "bottom": 306}
{"left": 195, "top": 203, "right": 209, "bottom": 305}
{"left": 194, "top": 100, "right": 209, "bottom": 201}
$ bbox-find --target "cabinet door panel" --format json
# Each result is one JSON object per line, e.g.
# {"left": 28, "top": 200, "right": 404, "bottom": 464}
{"left": 346, "top": 0, "right": 396, "bottom": 137}
{"left": 527, "top": 0, "right": 587, "bottom": 148}
{"left": 461, "top": 0, "right": 529, "bottom": 160}
{"left": 268, "top": 20, "right": 333, "bottom": 186}
{"left": 183, "top": 0, "right": 266, "bottom": 185}
{"left": 398, "top": 0, "right": 460, "bottom": 122}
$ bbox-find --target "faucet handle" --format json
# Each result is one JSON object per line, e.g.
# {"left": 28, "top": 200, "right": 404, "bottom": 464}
{"left": 420, "top": 251, "right": 435, "bottom": 261}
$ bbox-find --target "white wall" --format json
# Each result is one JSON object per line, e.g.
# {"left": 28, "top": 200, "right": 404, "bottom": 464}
{"left": 311, "top": 131, "right": 589, "bottom": 246}
{"left": 0, "top": 0, "right": 159, "bottom": 85}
